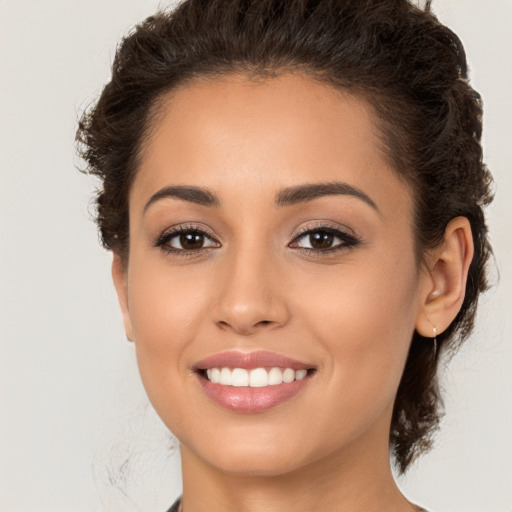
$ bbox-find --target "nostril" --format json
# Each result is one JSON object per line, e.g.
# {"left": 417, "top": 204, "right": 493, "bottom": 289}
{"left": 215, "top": 317, "right": 282, "bottom": 335}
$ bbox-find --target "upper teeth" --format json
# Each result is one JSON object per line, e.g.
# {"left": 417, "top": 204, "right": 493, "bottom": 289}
{"left": 205, "top": 367, "right": 308, "bottom": 387}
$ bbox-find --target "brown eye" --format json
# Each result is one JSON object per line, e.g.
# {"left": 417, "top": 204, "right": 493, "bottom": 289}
{"left": 156, "top": 227, "right": 219, "bottom": 253}
{"left": 291, "top": 226, "right": 359, "bottom": 254}
{"left": 308, "top": 231, "right": 334, "bottom": 249}
{"left": 178, "top": 231, "right": 206, "bottom": 250}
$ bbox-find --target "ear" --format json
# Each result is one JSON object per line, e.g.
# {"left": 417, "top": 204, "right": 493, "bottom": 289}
{"left": 111, "top": 252, "right": 133, "bottom": 342}
{"left": 416, "top": 216, "right": 474, "bottom": 337}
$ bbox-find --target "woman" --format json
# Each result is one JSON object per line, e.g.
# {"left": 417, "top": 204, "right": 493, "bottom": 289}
{"left": 76, "top": 0, "right": 493, "bottom": 511}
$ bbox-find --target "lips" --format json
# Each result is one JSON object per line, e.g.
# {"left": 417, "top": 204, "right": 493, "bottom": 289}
{"left": 194, "top": 351, "right": 316, "bottom": 413}
{"left": 195, "top": 351, "right": 313, "bottom": 370}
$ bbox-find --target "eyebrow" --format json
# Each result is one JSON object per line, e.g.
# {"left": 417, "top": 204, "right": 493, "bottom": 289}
{"left": 143, "top": 181, "right": 378, "bottom": 213}
{"left": 275, "top": 181, "right": 378, "bottom": 211}
{"left": 143, "top": 185, "right": 220, "bottom": 212}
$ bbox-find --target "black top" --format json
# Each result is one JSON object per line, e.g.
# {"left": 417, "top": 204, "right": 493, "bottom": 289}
{"left": 166, "top": 497, "right": 181, "bottom": 512}
{"left": 166, "top": 497, "right": 428, "bottom": 511}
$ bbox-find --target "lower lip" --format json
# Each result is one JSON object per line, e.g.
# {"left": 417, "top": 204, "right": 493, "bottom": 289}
{"left": 197, "top": 374, "right": 311, "bottom": 413}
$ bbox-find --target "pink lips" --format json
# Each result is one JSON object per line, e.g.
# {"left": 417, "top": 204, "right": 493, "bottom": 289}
{"left": 194, "top": 350, "right": 315, "bottom": 413}
{"left": 195, "top": 350, "right": 312, "bottom": 371}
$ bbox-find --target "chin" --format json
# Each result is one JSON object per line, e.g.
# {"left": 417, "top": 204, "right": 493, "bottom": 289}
{"left": 182, "top": 424, "right": 332, "bottom": 478}
{"left": 204, "top": 447, "right": 312, "bottom": 477}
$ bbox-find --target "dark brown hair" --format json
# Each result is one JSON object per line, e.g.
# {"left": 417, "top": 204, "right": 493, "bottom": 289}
{"left": 76, "top": 0, "right": 493, "bottom": 472}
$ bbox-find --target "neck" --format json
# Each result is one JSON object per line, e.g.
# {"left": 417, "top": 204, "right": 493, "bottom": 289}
{"left": 179, "top": 424, "right": 416, "bottom": 512}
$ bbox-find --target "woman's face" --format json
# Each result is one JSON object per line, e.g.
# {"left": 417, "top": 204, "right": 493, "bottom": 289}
{"left": 115, "top": 73, "right": 432, "bottom": 476}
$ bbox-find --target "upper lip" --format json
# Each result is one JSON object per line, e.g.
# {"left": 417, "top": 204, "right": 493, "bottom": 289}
{"left": 194, "top": 350, "right": 314, "bottom": 371}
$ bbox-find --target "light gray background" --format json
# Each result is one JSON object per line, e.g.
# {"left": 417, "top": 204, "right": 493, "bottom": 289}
{"left": 1, "top": 1, "right": 511, "bottom": 511}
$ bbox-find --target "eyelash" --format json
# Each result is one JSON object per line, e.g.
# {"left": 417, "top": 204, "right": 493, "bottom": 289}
{"left": 154, "top": 224, "right": 219, "bottom": 257}
{"left": 154, "top": 223, "right": 360, "bottom": 258}
{"left": 290, "top": 223, "right": 360, "bottom": 255}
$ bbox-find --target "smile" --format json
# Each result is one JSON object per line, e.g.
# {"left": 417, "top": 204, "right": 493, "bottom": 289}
{"left": 204, "top": 367, "right": 308, "bottom": 387}
{"left": 194, "top": 351, "right": 316, "bottom": 413}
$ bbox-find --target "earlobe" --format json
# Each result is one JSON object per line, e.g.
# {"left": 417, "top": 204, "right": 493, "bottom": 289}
{"left": 111, "top": 252, "right": 134, "bottom": 342}
{"left": 416, "top": 217, "right": 474, "bottom": 337}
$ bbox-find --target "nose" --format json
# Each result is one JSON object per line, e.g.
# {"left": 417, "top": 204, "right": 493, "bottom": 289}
{"left": 211, "top": 245, "right": 290, "bottom": 336}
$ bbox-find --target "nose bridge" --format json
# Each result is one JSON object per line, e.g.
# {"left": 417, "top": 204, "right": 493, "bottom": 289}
{"left": 212, "top": 234, "right": 288, "bottom": 334}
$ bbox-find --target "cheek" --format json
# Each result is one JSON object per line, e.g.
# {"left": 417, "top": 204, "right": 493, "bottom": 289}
{"left": 295, "top": 251, "right": 420, "bottom": 422}
{"left": 125, "top": 259, "right": 212, "bottom": 399}
{"left": 299, "top": 245, "right": 418, "bottom": 331}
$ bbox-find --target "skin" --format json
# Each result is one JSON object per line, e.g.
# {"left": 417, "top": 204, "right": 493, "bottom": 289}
{"left": 112, "top": 73, "right": 473, "bottom": 512}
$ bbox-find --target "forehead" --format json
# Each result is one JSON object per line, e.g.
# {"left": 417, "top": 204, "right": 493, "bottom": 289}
{"left": 132, "top": 73, "right": 412, "bottom": 216}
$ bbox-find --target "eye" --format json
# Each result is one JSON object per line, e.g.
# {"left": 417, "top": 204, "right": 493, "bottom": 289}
{"left": 290, "top": 225, "right": 359, "bottom": 254}
{"left": 168, "top": 230, "right": 216, "bottom": 251}
{"left": 155, "top": 225, "right": 220, "bottom": 255}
